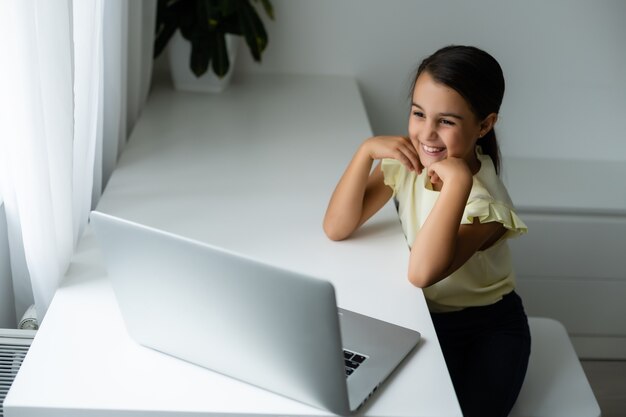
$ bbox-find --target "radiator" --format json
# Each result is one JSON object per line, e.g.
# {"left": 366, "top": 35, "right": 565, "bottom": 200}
{"left": 0, "top": 330, "right": 35, "bottom": 417}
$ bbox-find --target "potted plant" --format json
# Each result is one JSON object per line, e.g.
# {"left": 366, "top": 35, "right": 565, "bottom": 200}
{"left": 154, "top": 0, "right": 274, "bottom": 92}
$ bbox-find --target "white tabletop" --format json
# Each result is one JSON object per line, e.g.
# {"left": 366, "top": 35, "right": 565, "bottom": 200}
{"left": 5, "top": 74, "right": 461, "bottom": 417}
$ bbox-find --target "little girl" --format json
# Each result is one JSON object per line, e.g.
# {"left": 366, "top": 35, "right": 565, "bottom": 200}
{"left": 324, "top": 45, "right": 531, "bottom": 417}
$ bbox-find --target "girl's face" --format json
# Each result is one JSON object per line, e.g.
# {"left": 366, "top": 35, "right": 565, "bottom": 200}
{"left": 408, "top": 71, "right": 491, "bottom": 174}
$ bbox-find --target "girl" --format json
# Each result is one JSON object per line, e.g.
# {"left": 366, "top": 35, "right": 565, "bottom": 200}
{"left": 323, "top": 45, "right": 531, "bottom": 417}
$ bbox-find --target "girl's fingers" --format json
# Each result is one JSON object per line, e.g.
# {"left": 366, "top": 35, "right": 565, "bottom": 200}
{"left": 398, "top": 147, "right": 419, "bottom": 172}
{"left": 369, "top": 136, "right": 422, "bottom": 173}
{"left": 401, "top": 137, "right": 422, "bottom": 173}
{"left": 396, "top": 151, "right": 414, "bottom": 172}
{"left": 405, "top": 147, "right": 422, "bottom": 173}
{"left": 430, "top": 172, "right": 441, "bottom": 185}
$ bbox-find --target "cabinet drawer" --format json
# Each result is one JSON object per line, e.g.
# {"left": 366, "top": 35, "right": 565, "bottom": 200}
{"left": 516, "top": 278, "right": 626, "bottom": 337}
{"left": 509, "top": 213, "right": 626, "bottom": 281}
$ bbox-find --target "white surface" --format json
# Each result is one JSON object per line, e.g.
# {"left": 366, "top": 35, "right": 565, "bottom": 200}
{"left": 510, "top": 318, "right": 600, "bottom": 417}
{"left": 5, "top": 74, "right": 461, "bottom": 416}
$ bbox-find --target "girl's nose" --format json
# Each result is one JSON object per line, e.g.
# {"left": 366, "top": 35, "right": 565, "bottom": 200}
{"left": 421, "top": 121, "right": 438, "bottom": 141}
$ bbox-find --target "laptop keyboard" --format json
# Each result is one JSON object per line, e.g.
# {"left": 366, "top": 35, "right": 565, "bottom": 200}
{"left": 343, "top": 349, "right": 367, "bottom": 377}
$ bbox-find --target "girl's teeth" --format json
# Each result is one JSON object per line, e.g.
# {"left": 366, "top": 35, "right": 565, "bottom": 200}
{"left": 423, "top": 144, "right": 445, "bottom": 153}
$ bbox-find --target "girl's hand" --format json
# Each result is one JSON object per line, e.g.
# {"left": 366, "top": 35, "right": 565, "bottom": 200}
{"left": 427, "top": 157, "right": 473, "bottom": 188}
{"left": 363, "top": 136, "right": 422, "bottom": 173}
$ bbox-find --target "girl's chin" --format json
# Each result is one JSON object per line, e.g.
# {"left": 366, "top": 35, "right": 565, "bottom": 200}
{"left": 419, "top": 152, "right": 447, "bottom": 167}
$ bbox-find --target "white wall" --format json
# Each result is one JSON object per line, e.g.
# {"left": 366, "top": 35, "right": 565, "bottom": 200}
{"left": 235, "top": 0, "right": 626, "bottom": 161}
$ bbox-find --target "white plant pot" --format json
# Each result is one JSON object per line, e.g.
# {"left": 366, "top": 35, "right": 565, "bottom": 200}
{"left": 168, "top": 31, "right": 239, "bottom": 93}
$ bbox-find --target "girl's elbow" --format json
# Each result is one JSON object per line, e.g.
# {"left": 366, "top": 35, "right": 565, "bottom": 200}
{"left": 407, "top": 264, "right": 442, "bottom": 288}
{"left": 323, "top": 213, "right": 360, "bottom": 241}
{"left": 324, "top": 227, "right": 347, "bottom": 241}
{"left": 322, "top": 221, "right": 350, "bottom": 241}
{"left": 408, "top": 271, "right": 431, "bottom": 288}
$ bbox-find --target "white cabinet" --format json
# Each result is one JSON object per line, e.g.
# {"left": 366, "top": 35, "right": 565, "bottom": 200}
{"left": 504, "top": 157, "right": 626, "bottom": 359}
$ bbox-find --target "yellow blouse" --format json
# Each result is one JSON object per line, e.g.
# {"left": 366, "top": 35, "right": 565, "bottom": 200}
{"left": 381, "top": 151, "right": 527, "bottom": 312}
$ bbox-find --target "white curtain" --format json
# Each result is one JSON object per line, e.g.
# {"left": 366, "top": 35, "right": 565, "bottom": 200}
{"left": 0, "top": 0, "right": 156, "bottom": 325}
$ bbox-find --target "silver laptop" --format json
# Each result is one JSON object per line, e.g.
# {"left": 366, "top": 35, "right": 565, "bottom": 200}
{"left": 90, "top": 210, "right": 420, "bottom": 415}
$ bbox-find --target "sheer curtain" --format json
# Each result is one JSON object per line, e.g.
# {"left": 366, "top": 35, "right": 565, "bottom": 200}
{"left": 0, "top": 0, "right": 156, "bottom": 325}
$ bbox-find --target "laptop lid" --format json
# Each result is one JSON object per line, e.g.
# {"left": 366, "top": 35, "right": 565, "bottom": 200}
{"left": 90, "top": 210, "right": 419, "bottom": 415}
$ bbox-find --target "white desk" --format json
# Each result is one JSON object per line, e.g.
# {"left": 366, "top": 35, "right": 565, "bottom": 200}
{"left": 5, "top": 74, "right": 461, "bottom": 416}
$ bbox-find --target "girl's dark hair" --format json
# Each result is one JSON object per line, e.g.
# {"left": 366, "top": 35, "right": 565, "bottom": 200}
{"left": 411, "top": 45, "right": 505, "bottom": 174}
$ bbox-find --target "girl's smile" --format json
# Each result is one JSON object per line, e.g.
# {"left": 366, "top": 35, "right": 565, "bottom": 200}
{"left": 408, "top": 71, "right": 485, "bottom": 174}
{"left": 420, "top": 142, "right": 447, "bottom": 157}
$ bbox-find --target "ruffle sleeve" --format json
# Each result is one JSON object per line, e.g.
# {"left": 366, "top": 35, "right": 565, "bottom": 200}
{"left": 380, "top": 158, "right": 403, "bottom": 195}
{"left": 462, "top": 196, "right": 528, "bottom": 238}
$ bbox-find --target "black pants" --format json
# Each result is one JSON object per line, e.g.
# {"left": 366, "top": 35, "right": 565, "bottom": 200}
{"left": 431, "top": 291, "right": 531, "bottom": 417}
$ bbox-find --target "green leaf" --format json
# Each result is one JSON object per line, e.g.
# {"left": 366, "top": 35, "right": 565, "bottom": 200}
{"left": 154, "top": 0, "right": 186, "bottom": 58}
{"left": 190, "top": 34, "right": 211, "bottom": 77}
{"left": 177, "top": 1, "right": 197, "bottom": 41}
{"left": 238, "top": 0, "right": 268, "bottom": 62}
{"left": 258, "top": 0, "right": 274, "bottom": 20}
{"left": 187, "top": 0, "right": 211, "bottom": 77}
{"left": 211, "top": 32, "right": 230, "bottom": 78}
{"left": 220, "top": 13, "right": 243, "bottom": 35}
{"left": 217, "top": 0, "right": 237, "bottom": 17}
{"left": 153, "top": 19, "right": 177, "bottom": 58}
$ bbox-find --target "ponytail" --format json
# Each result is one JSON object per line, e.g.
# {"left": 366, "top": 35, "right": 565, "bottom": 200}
{"left": 477, "top": 129, "right": 501, "bottom": 175}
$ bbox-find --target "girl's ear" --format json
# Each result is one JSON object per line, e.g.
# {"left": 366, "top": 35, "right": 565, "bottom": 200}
{"left": 478, "top": 113, "right": 498, "bottom": 138}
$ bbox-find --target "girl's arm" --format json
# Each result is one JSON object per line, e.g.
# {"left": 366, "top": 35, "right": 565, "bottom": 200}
{"left": 323, "top": 136, "right": 420, "bottom": 241}
{"left": 408, "top": 158, "right": 506, "bottom": 288}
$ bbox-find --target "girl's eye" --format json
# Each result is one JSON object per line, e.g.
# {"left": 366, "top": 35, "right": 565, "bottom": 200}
{"left": 440, "top": 119, "right": 455, "bottom": 126}
{"left": 412, "top": 111, "right": 425, "bottom": 118}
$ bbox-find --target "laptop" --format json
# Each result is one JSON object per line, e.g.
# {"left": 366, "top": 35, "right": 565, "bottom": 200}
{"left": 90, "top": 210, "right": 420, "bottom": 415}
